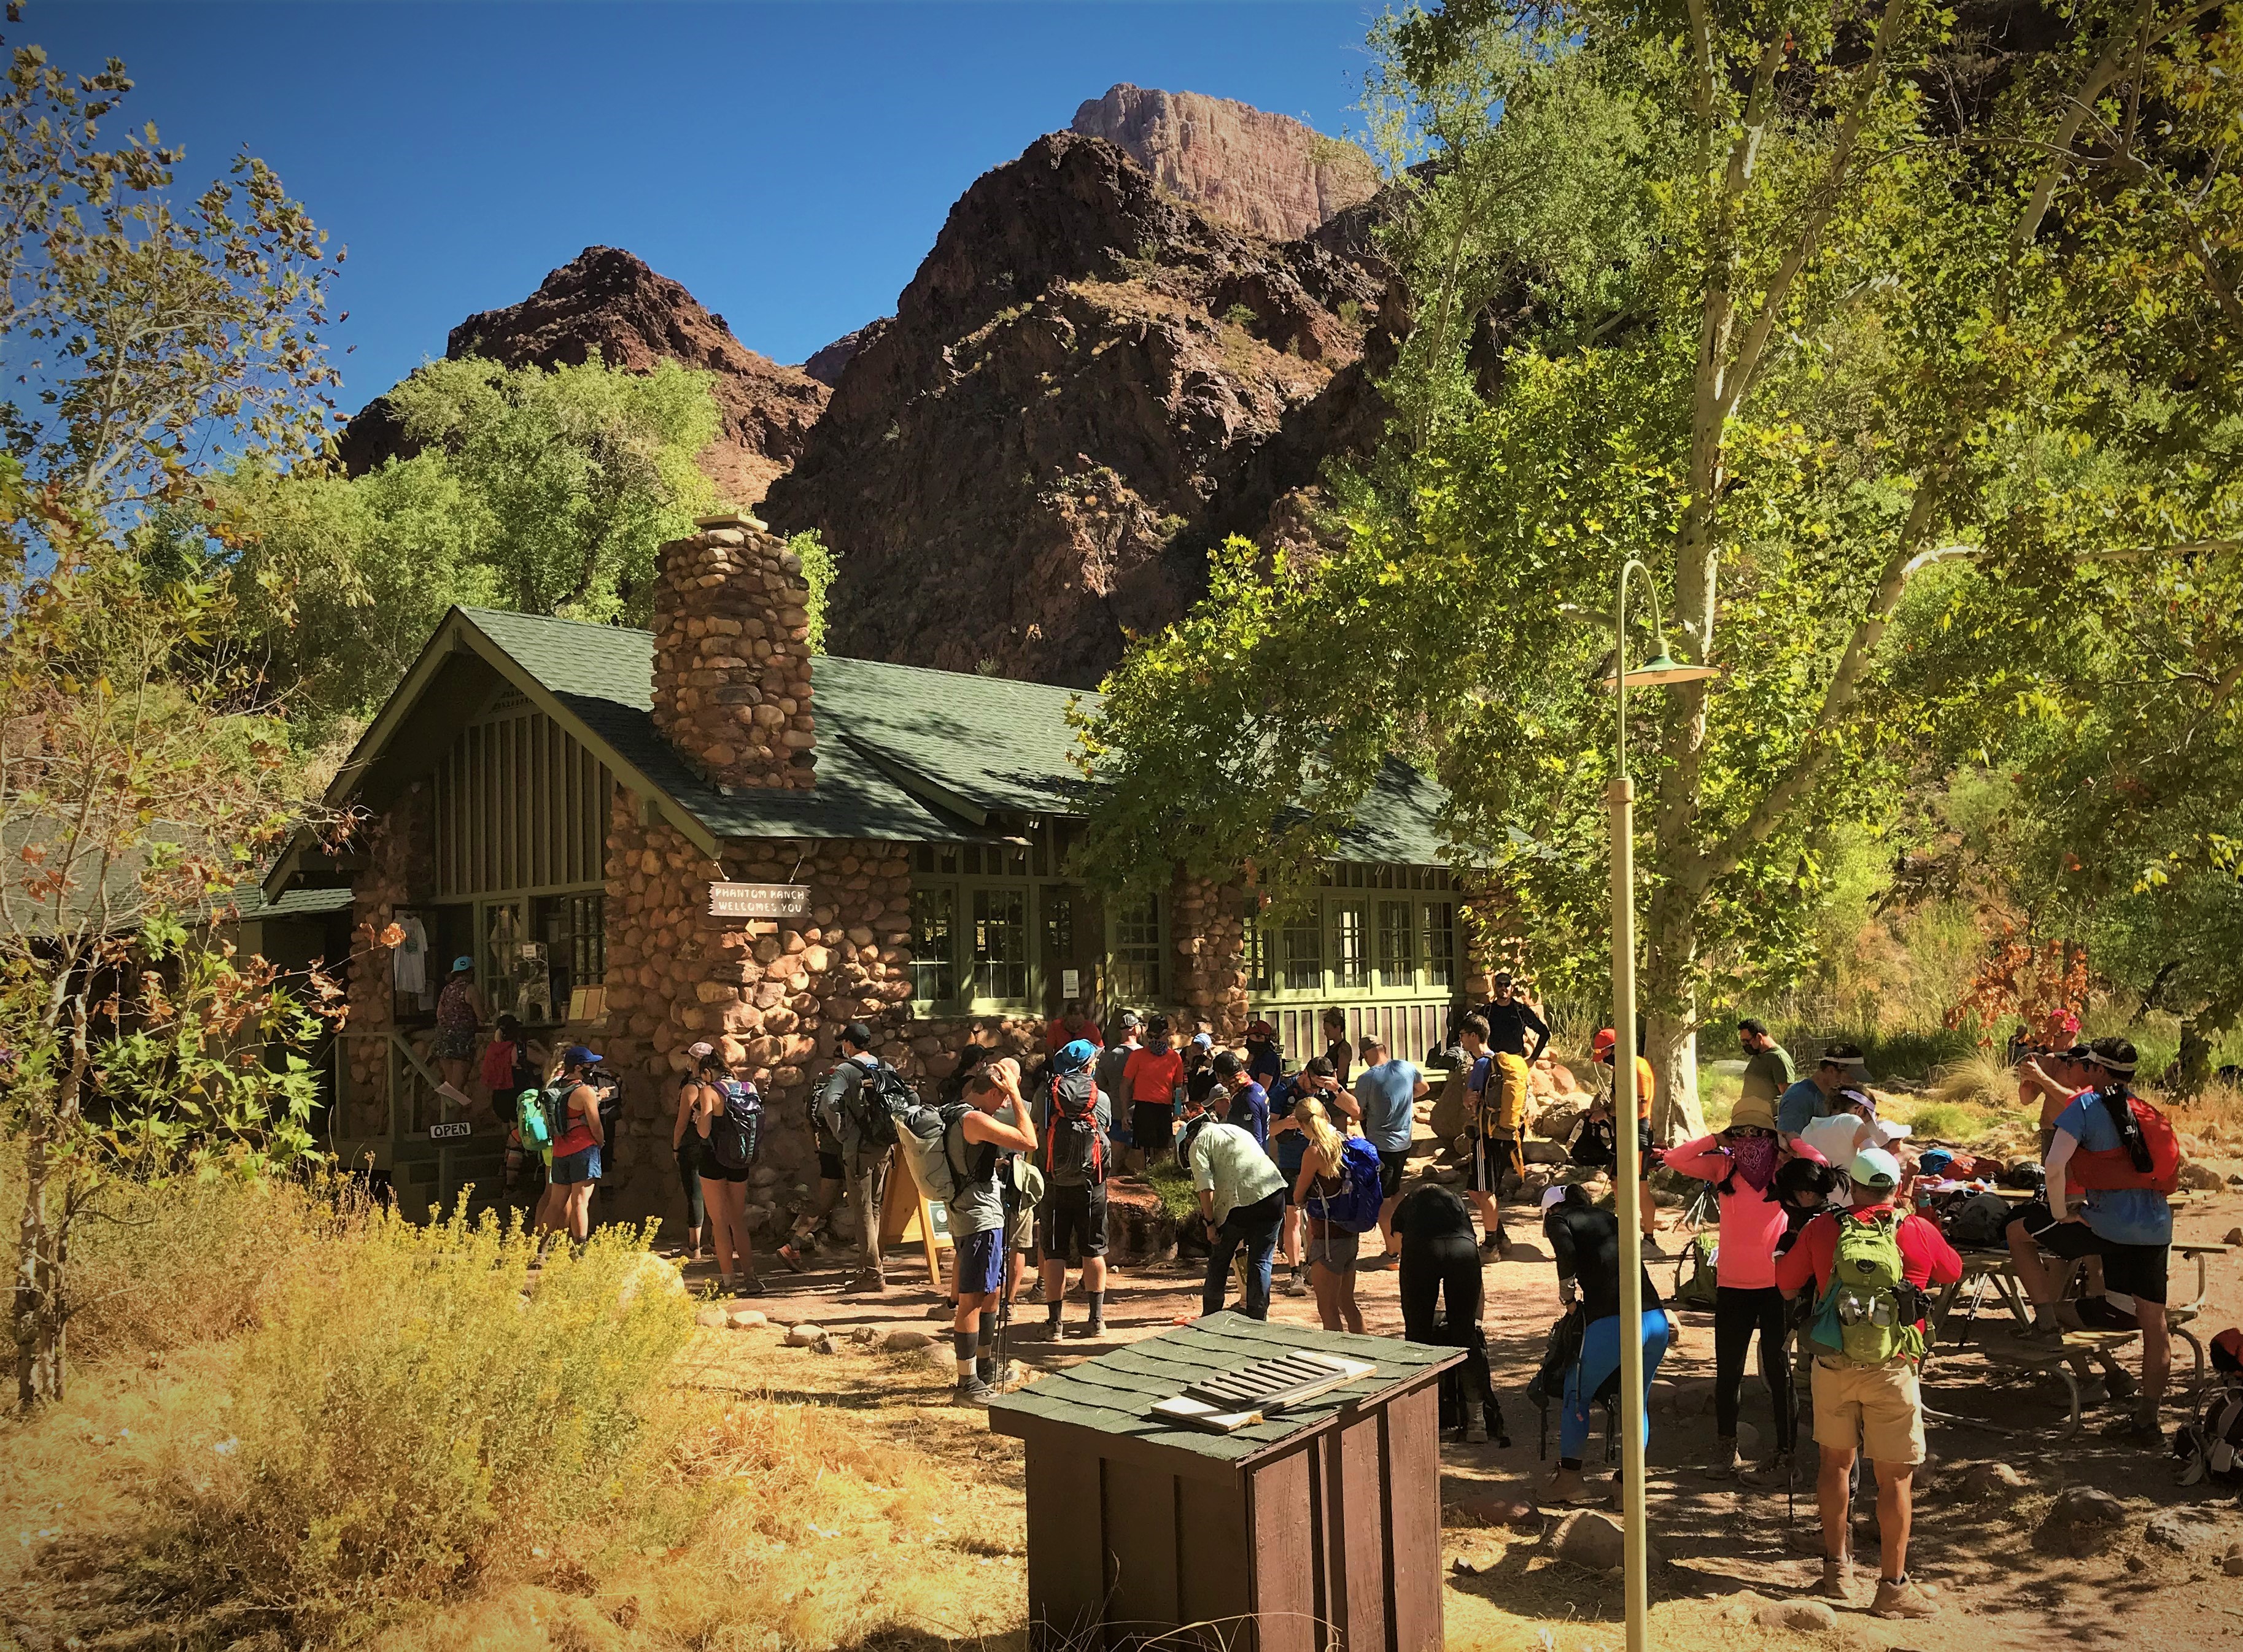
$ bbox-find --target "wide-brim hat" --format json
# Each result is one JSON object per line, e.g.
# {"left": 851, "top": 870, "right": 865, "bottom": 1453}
{"left": 1727, "top": 1095, "right": 1777, "bottom": 1132}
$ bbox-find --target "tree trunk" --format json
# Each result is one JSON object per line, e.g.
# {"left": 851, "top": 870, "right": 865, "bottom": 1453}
{"left": 2175, "top": 1017, "right": 2213, "bottom": 1097}
{"left": 1641, "top": 884, "right": 1709, "bottom": 1144}
{"left": 12, "top": 1125, "right": 68, "bottom": 1410}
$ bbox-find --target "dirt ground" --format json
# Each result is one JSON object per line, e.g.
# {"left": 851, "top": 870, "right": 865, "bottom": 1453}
{"left": 679, "top": 1159, "right": 2243, "bottom": 1651}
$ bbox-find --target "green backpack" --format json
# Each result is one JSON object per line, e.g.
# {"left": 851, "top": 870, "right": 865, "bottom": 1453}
{"left": 1673, "top": 1232, "right": 1721, "bottom": 1311}
{"left": 515, "top": 1087, "right": 554, "bottom": 1161}
{"left": 1807, "top": 1211, "right": 1927, "bottom": 1367}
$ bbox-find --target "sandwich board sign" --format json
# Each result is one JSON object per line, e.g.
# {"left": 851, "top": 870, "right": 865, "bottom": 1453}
{"left": 707, "top": 882, "right": 812, "bottom": 921}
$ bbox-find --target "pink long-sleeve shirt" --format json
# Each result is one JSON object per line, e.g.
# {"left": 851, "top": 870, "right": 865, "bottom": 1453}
{"left": 1661, "top": 1134, "right": 1789, "bottom": 1291}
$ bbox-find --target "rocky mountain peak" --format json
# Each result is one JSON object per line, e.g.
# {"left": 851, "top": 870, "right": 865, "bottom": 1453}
{"left": 1070, "top": 83, "right": 1380, "bottom": 242}
{"left": 343, "top": 246, "right": 829, "bottom": 504}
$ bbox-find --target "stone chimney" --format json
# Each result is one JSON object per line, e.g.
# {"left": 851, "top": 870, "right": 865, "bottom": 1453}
{"left": 650, "top": 513, "right": 816, "bottom": 790}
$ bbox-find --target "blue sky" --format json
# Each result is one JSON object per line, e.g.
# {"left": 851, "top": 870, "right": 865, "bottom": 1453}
{"left": 28, "top": 2, "right": 1382, "bottom": 414}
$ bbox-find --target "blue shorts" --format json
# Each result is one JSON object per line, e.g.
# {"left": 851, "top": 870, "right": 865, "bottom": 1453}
{"left": 551, "top": 1146, "right": 602, "bottom": 1186}
{"left": 955, "top": 1228, "right": 1005, "bottom": 1296}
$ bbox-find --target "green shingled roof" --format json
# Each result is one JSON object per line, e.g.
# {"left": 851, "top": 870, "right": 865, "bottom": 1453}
{"left": 986, "top": 1311, "right": 1457, "bottom": 1474}
{"left": 450, "top": 608, "right": 1450, "bottom": 863}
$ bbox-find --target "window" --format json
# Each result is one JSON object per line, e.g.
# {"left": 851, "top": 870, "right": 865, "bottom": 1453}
{"left": 530, "top": 891, "right": 605, "bottom": 1022}
{"left": 910, "top": 886, "right": 957, "bottom": 1005}
{"left": 1242, "top": 908, "right": 1269, "bottom": 993}
{"left": 1333, "top": 902, "right": 1366, "bottom": 989}
{"left": 972, "top": 887, "right": 1028, "bottom": 1003}
{"left": 1280, "top": 908, "right": 1323, "bottom": 991}
{"left": 1110, "top": 895, "right": 1163, "bottom": 1004}
{"left": 1377, "top": 900, "right": 1414, "bottom": 987}
{"left": 1423, "top": 901, "right": 1457, "bottom": 989}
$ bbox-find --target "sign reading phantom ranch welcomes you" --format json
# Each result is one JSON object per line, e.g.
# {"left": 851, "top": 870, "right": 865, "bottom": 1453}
{"left": 707, "top": 881, "right": 813, "bottom": 921}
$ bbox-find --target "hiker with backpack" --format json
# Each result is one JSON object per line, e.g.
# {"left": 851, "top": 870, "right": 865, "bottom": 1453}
{"left": 1031, "top": 1038, "right": 1110, "bottom": 1340}
{"left": 1353, "top": 1033, "right": 1425, "bottom": 1270}
{"left": 2004, "top": 1036, "right": 2177, "bottom": 1446}
{"left": 949, "top": 1057, "right": 1040, "bottom": 1405}
{"left": 1271, "top": 1057, "right": 1350, "bottom": 1297}
{"left": 534, "top": 1044, "right": 607, "bottom": 1242}
{"left": 689, "top": 1043, "right": 765, "bottom": 1295}
{"left": 1541, "top": 1182, "right": 1675, "bottom": 1507}
{"left": 1211, "top": 1051, "right": 1269, "bottom": 1148}
{"left": 481, "top": 1014, "right": 539, "bottom": 1129}
{"left": 1773, "top": 1146, "right": 1959, "bottom": 1619}
{"left": 1292, "top": 1096, "right": 1382, "bottom": 1333}
{"left": 1591, "top": 1027, "right": 1662, "bottom": 1250}
{"left": 1455, "top": 1016, "right": 1517, "bottom": 1260}
{"left": 1662, "top": 1093, "right": 1799, "bottom": 1484}
{"left": 1190, "top": 1083, "right": 1289, "bottom": 1321}
{"left": 810, "top": 1021, "right": 902, "bottom": 1295}
{"left": 669, "top": 1046, "right": 713, "bottom": 1264}
{"left": 1395, "top": 1179, "right": 1499, "bottom": 1444}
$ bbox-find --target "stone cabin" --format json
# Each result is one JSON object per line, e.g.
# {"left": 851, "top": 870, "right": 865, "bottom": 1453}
{"left": 264, "top": 515, "right": 1470, "bottom": 1225}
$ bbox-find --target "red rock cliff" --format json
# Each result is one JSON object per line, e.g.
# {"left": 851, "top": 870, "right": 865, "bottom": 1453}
{"left": 1071, "top": 83, "right": 1380, "bottom": 242}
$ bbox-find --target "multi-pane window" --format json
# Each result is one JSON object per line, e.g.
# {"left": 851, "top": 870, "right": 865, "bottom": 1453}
{"left": 1377, "top": 900, "right": 1414, "bottom": 986}
{"left": 1281, "top": 908, "right": 1324, "bottom": 991}
{"left": 1423, "top": 901, "right": 1457, "bottom": 989}
{"left": 1333, "top": 903, "right": 1367, "bottom": 989}
{"left": 910, "top": 887, "right": 957, "bottom": 1005}
{"left": 972, "top": 887, "right": 1029, "bottom": 1003}
{"left": 1242, "top": 909, "right": 1269, "bottom": 993}
{"left": 1110, "top": 895, "right": 1163, "bottom": 1004}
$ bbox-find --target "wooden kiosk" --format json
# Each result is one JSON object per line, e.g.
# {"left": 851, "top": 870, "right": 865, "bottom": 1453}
{"left": 988, "top": 1313, "right": 1460, "bottom": 1652}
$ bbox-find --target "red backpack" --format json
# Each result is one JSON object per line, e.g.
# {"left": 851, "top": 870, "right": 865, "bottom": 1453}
{"left": 1040, "top": 1068, "right": 1106, "bottom": 1187}
{"left": 2068, "top": 1087, "right": 2181, "bottom": 1196}
{"left": 479, "top": 1038, "right": 517, "bottom": 1091}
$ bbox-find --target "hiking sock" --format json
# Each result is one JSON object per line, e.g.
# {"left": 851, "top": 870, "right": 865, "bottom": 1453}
{"left": 1087, "top": 1291, "right": 1104, "bottom": 1323}
{"left": 953, "top": 1331, "right": 977, "bottom": 1380}
{"left": 1558, "top": 1456, "right": 1583, "bottom": 1472}
{"left": 977, "top": 1324, "right": 994, "bottom": 1381}
{"left": 1047, "top": 1302, "right": 1063, "bottom": 1329}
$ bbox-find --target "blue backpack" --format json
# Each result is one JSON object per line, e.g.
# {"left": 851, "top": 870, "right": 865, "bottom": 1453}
{"left": 1312, "top": 1135, "right": 1389, "bottom": 1233}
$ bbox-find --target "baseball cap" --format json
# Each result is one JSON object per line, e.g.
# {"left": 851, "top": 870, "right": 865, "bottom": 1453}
{"left": 685, "top": 1041, "right": 715, "bottom": 1059}
{"left": 1191, "top": 1031, "right": 1214, "bottom": 1049}
{"left": 1592, "top": 1028, "right": 1617, "bottom": 1057}
{"left": 563, "top": 1044, "right": 603, "bottom": 1070}
{"left": 1246, "top": 1019, "right": 1277, "bottom": 1040}
{"left": 1118, "top": 1009, "right": 1142, "bottom": 1031}
{"left": 1850, "top": 1147, "right": 1902, "bottom": 1189}
{"left": 452, "top": 955, "right": 474, "bottom": 973}
{"left": 1055, "top": 1038, "right": 1096, "bottom": 1075}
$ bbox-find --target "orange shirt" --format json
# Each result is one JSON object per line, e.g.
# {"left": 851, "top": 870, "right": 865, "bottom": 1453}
{"left": 1632, "top": 1056, "right": 1656, "bottom": 1121}
{"left": 1123, "top": 1046, "right": 1184, "bottom": 1105}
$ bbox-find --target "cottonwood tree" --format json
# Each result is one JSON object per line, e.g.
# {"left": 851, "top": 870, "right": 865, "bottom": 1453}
{"left": 2, "top": 21, "right": 343, "bottom": 1406}
{"left": 1075, "top": 0, "right": 2243, "bottom": 1137}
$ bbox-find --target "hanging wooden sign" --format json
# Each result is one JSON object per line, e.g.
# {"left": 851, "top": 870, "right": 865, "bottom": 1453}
{"left": 707, "top": 882, "right": 812, "bottom": 921}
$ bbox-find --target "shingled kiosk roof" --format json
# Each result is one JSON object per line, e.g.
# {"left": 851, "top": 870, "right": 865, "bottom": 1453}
{"left": 277, "top": 607, "right": 1452, "bottom": 884}
{"left": 987, "top": 1310, "right": 1459, "bottom": 1483}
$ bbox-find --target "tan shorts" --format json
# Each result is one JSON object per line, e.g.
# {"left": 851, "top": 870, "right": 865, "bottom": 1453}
{"left": 1811, "top": 1357, "right": 1926, "bottom": 1465}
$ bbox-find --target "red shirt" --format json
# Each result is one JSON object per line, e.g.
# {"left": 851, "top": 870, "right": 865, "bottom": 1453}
{"left": 1122, "top": 1046, "right": 1183, "bottom": 1105}
{"left": 1044, "top": 1018, "right": 1104, "bottom": 1052}
{"left": 1775, "top": 1202, "right": 1962, "bottom": 1332}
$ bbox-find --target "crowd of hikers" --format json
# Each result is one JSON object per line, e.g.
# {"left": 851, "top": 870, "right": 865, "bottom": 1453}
{"left": 457, "top": 976, "right": 2214, "bottom": 1624}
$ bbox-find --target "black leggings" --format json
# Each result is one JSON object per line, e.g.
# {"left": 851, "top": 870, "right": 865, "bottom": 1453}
{"left": 1714, "top": 1284, "right": 1796, "bottom": 1449}
{"left": 676, "top": 1137, "right": 706, "bottom": 1230}
{"left": 1400, "top": 1235, "right": 1495, "bottom": 1407}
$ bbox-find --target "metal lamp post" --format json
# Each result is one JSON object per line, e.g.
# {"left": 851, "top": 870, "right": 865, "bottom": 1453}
{"left": 1606, "top": 557, "right": 1718, "bottom": 1652}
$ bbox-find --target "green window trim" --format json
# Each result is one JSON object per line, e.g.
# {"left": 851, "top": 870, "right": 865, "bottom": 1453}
{"left": 1250, "top": 865, "right": 1461, "bottom": 1003}
{"left": 1108, "top": 894, "right": 1164, "bottom": 1007}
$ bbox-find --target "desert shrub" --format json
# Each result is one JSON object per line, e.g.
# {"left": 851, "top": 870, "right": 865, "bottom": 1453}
{"left": 1925, "top": 1052, "right": 2020, "bottom": 1113}
{"left": 1144, "top": 1157, "right": 1203, "bottom": 1223}
{"left": 156, "top": 1202, "right": 692, "bottom": 1641}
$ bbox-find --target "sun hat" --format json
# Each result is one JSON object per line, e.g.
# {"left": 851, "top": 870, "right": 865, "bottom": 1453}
{"left": 1054, "top": 1038, "right": 1096, "bottom": 1075}
{"left": 1540, "top": 1183, "right": 1573, "bottom": 1211}
{"left": 1850, "top": 1146, "right": 1902, "bottom": 1189}
{"left": 1727, "top": 1095, "right": 1778, "bottom": 1133}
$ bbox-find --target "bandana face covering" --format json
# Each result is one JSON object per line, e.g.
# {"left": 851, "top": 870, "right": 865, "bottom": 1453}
{"left": 1728, "top": 1132, "right": 1780, "bottom": 1193}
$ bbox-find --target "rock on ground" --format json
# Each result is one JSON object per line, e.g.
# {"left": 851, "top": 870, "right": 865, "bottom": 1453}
{"left": 1756, "top": 1600, "right": 1837, "bottom": 1632}
{"left": 694, "top": 1305, "right": 730, "bottom": 1329}
{"left": 2037, "top": 1484, "right": 2129, "bottom": 1556}
{"left": 1548, "top": 1510, "right": 1660, "bottom": 1571}
{"left": 1958, "top": 1460, "right": 2029, "bottom": 1499}
{"left": 724, "top": 1307, "right": 769, "bottom": 1330}
{"left": 2145, "top": 1509, "right": 2224, "bottom": 1551}
{"left": 884, "top": 1327, "right": 936, "bottom": 1353}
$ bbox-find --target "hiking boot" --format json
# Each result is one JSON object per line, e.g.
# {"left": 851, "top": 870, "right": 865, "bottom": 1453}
{"left": 2101, "top": 1413, "right": 2165, "bottom": 1448}
{"left": 2013, "top": 1302, "right": 2084, "bottom": 1341}
{"left": 775, "top": 1243, "right": 807, "bottom": 1273}
{"left": 1080, "top": 1318, "right": 1106, "bottom": 1341}
{"left": 1738, "top": 1449, "right": 1793, "bottom": 1489}
{"left": 2101, "top": 1364, "right": 2140, "bottom": 1403}
{"left": 926, "top": 1299, "right": 958, "bottom": 1320}
{"left": 1282, "top": 1269, "right": 1309, "bottom": 1297}
{"left": 1463, "top": 1413, "right": 1489, "bottom": 1445}
{"left": 1697, "top": 1438, "right": 1743, "bottom": 1480}
{"left": 843, "top": 1270, "right": 888, "bottom": 1296}
{"left": 953, "top": 1375, "right": 997, "bottom": 1408}
{"left": 1870, "top": 1577, "right": 1939, "bottom": 1619}
{"left": 1817, "top": 1556, "right": 1856, "bottom": 1603}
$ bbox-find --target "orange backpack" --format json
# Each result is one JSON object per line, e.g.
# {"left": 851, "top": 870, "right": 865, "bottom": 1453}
{"left": 2067, "top": 1088, "right": 2181, "bottom": 1197}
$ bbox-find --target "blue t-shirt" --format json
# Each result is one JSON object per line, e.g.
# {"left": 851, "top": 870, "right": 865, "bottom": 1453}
{"left": 1228, "top": 1080, "right": 1270, "bottom": 1149}
{"left": 1247, "top": 1044, "right": 1283, "bottom": 1088}
{"left": 2055, "top": 1090, "right": 2174, "bottom": 1248}
{"left": 1777, "top": 1077, "right": 1829, "bottom": 1138}
{"left": 1355, "top": 1059, "right": 1421, "bottom": 1155}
